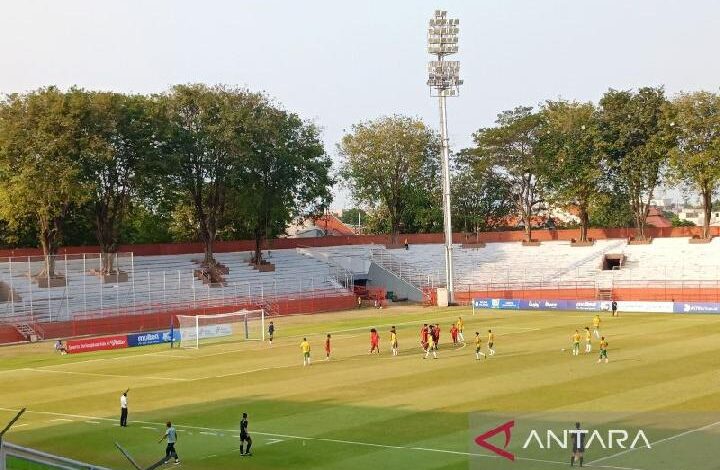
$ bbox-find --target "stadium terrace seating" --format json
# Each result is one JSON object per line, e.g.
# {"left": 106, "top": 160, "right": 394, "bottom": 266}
{"left": 0, "top": 249, "right": 348, "bottom": 324}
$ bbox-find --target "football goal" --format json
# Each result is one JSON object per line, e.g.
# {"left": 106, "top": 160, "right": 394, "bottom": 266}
{"left": 175, "top": 309, "right": 265, "bottom": 349}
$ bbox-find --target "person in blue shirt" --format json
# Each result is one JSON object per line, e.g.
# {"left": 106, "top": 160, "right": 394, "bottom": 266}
{"left": 159, "top": 421, "right": 180, "bottom": 464}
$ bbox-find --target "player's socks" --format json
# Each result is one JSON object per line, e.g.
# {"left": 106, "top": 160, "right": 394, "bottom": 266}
{"left": 579, "top": 457, "right": 583, "bottom": 467}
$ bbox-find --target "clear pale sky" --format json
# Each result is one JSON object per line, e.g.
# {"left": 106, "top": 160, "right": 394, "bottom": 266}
{"left": 2, "top": 0, "right": 719, "bottom": 207}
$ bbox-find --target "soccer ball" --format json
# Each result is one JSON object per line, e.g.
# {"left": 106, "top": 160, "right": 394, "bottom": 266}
{"left": 561, "top": 348, "right": 566, "bottom": 352}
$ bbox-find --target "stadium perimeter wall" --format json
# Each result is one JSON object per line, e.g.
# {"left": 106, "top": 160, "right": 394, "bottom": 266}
{"left": 0, "top": 226, "right": 718, "bottom": 258}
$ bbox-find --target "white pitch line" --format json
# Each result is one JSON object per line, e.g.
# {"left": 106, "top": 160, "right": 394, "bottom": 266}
{"left": 587, "top": 419, "right": 720, "bottom": 466}
{"left": 49, "top": 418, "right": 73, "bottom": 422}
{"left": 141, "top": 426, "right": 156, "bottom": 431}
{"left": 21, "top": 367, "right": 188, "bottom": 382}
{"left": 265, "top": 438, "right": 284, "bottom": 445}
{"left": 84, "top": 420, "right": 101, "bottom": 424}
{"left": 199, "top": 431, "right": 217, "bottom": 436}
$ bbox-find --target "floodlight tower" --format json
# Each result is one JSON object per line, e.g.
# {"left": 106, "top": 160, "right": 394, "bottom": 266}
{"left": 427, "top": 10, "right": 462, "bottom": 303}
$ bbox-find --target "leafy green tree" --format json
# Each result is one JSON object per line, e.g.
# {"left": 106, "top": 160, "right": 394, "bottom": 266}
{"left": 588, "top": 190, "right": 634, "bottom": 228}
{"left": 0, "top": 87, "right": 90, "bottom": 278}
{"left": 340, "top": 208, "right": 367, "bottom": 227}
{"left": 666, "top": 91, "right": 720, "bottom": 239}
{"left": 339, "top": 116, "right": 441, "bottom": 244}
{"left": 451, "top": 151, "right": 513, "bottom": 233}
{"left": 161, "top": 84, "right": 264, "bottom": 276}
{"left": 236, "top": 104, "right": 332, "bottom": 264}
{"left": 466, "top": 106, "right": 549, "bottom": 241}
{"left": 82, "top": 92, "right": 162, "bottom": 273}
{"left": 599, "top": 87, "right": 673, "bottom": 239}
{"left": 540, "top": 100, "right": 604, "bottom": 241}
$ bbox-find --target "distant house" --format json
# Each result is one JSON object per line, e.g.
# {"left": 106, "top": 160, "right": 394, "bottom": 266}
{"left": 677, "top": 208, "right": 720, "bottom": 227}
{"left": 646, "top": 206, "right": 672, "bottom": 228}
{"left": 285, "top": 214, "right": 355, "bottom": 238}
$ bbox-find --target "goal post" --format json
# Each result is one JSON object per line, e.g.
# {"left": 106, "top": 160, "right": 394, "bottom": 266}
{"left": 175, "top": 309, "right": 265, "bottom": 349}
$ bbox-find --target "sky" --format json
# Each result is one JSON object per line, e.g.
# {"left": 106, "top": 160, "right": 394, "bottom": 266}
{"left": 2, "top": 0, "right": 719, "bottom": 208}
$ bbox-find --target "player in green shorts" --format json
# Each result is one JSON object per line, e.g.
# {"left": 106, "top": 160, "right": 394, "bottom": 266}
{"left": 597, "top": 337, "right": 608, "bottom": 364}
{"left": 572, "top": 330, "right": 581, "bottom": 356}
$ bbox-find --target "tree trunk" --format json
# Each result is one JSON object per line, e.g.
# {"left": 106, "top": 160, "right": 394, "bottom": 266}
{"left": 390, "top": 217, "right": 400, "bottom": 245}
{"left": 579, "top": 204, "right": 589, "bottom": 242}
{"left": 524, "top": 213, "right": 532, "bottom": 241}
{"left": 253, "top": 228, "right": 263, "bottom": 265}
{"left": 701, "top": 188, "right": 712, "bottom": 239}
{"left": 37, "top": 217, "right": 59, "bottom": 278}
{"left": 100, "top": 252, "right": 115, "bottom": 274}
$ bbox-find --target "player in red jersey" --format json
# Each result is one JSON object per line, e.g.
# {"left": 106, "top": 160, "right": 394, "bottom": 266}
{"left": 450, "top": 324, "right": 458, "bottom": 344}
{"left": 369, "top": 328, "right": 380, "bottom": 354}
{"left": 434, "top": 324, "right": 441, "bottom": 349}
{"left": 325, "top": 334, "right": 331, "bottom": 360}
{"left": 420, "top": 323, "right": 429, "bottom": 351}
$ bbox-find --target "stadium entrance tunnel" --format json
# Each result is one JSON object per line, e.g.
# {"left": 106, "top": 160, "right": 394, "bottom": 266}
{"left": 602, "top": 253, "right": 626, "bottom": 271}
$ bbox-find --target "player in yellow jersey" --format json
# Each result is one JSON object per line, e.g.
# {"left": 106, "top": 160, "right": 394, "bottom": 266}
{"left": 584, "top": 327, "right": 592, "bottom": 353}
{"left": 390, "top": 326, "right": 398, "bottom": 356}
{"left": 474, "top": 332, "right": 486, "bottom": 360}
{"left": 300, "top": 338, "right": 311, "bottom": 366}
{"left": 572, "top": 330, "right": 581, "bottom": 356}
{"left": 597, "top": 337, "right": 608, "bottom": 364}
{"left": 424, "top": 332, "right": 438, "bottom": 359}
{"left": 456, "top": 316, "right": 465, "bottom": 342}
{"left": 592, "top": 315, "right": 601, "bottom": 339}
{"left": 487, "top": 329, "right": 495, "bottom": 356}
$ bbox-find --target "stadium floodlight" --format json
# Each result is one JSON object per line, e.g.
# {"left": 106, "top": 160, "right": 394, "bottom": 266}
{"left": 427, "top": 9, "right": 462, "bottom": 303}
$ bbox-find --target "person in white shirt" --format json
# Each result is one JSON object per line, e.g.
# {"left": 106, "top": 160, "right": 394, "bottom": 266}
{"left": 120, "top": 389, "right": 129, "bottom": 427}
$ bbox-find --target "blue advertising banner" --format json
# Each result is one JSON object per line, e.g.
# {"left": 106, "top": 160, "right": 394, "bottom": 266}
{"left": 127, "top": 330, "right": 180, "bottom": 347}
{"left": 572, "top": 300, "right": 605, "bottom": 311}
{"left": 673, "top": 302, "right": 720, "bottom": 314}
{"left": 473, "top": 298, "right": 520, "bottom": 310}
{"left": 522, "top": 299, "right": 569, "bottom": 310}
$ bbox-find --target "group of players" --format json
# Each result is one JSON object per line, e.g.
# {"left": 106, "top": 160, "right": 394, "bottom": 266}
{"left": 295, "top": 316, "right": 499, "bottom": 364}
{"left": 570, "top": 314, "right": 609, "bottom": 363}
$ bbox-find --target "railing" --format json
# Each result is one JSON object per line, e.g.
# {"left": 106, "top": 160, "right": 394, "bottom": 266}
{"left": 369, "top": 247, "right": 438, "bottom": 290}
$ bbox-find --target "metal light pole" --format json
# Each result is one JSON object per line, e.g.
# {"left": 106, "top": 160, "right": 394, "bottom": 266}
{"left": 427, "top": 10, "right": 462, "bottom": 303}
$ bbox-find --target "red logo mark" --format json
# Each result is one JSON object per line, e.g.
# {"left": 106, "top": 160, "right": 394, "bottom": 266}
{"left": 475, "top": 420, "right": 515, "bottom": 461}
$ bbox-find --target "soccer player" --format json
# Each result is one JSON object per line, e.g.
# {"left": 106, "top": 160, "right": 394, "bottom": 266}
{"left": 434, "top": 323, "right": 441, "bottom": 349}
{"left": 420, "top": 324, "right": 429, "bottom": 352}
{"left": 54, "top": 339, "right": 67, "bottom": 355}
{"left": 300, "top": 338, "right": 311, "bottom": 366}
{"left": 450, "top": 324, "right": 458, "bottom": 344}
{"left": 611, "top": 300, "right": 618, "bottom": 317}
{"left": 120, "top": 389, "right": 129, "bottom": 427}
{"left": 268, "top": 321, "right": 275, "bottom": 345}
{"left": 598, "top": 337, "right": 609, "bottom": 364}
{"left": 390, "top": 327, "right": 398, "bottom": 356}
{"left": 572, "top": 330, "right": 581, "bottom": 356}
{"left": 570, "top": 421, "right": 585, "bottom": 467}
{"left": 424, "top": 331, "right": 438, "bottom": 359}
{"left": 475, "top": 332, "right": 486, "bottom": 360}
{"left": 369, "top": 328, "right": 380, "bottom": 354}
{"left": 584, "top": 327, "right": 592, "bottom": 353}
{"left": 158, "top": 421, "right": 180, "bottom": 465}
{"left": 325, "top": 334, "right": 331, "bottom": 360}
{"left": 457, "top": 316, "right": 465, "bottom": 342}
{"left": 487, "top": 329, "right": 495, "bottom": 356}
{"left": 240, "top": 412, "right": 252, "bottom": 456}
{"left": 592, "top": 315, "right": 601, "bottom": 339}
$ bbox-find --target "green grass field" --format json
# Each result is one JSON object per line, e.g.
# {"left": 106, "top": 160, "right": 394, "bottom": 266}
{"left": 2, "top": 306, "right": 720, "bottom": 469}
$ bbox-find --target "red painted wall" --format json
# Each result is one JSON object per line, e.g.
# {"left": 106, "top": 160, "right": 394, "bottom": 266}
{"left": 1, "top": 226, "right": 718, "bottom": 259}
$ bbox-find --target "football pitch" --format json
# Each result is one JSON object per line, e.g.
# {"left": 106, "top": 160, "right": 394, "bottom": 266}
{"left": 2, "top": 306, "right": 720, "bottom": 469}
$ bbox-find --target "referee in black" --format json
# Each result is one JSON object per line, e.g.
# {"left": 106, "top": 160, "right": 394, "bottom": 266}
{"left": 240, "top": 412, "right": 252, "bottom": 456}
{"left": 571, "top": 422, "right": 586, "bottom": 467}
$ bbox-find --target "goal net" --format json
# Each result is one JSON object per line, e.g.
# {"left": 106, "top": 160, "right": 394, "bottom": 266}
{"left": 175, "top": 309, "right": 265, "bottom": 349}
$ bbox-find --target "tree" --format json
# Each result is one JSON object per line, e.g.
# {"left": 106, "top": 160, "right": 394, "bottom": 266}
{"left": 82, "top": 92, "right": 161, "bottom": 273}
{"left": 339, "top": 116, "right": 441, "bottom": 244}
{"left": 236, "top": 104, "right": 332, "bottom": 265}
{"left": 451, "top": 151, "right": 513, "bottom": 233}
{"left": 0, "top": 87, "right": 90, "bottom": 278}
{"left": 599, "top": 87, "right": 673, "bottom": 240}
{"left": 162, "top": 84, "right": 263, "bottom": 278}
{"left": 466, "top": 107, "right": 548, "bottom": 241}
{"left": 539, "top": 100, "right": 604, "bottom": 242}
{"left": 340, "top": 208, "right": 367, "bottom": 227}
{"left": 666, "top": 91, "right": 720, "bottom": 239}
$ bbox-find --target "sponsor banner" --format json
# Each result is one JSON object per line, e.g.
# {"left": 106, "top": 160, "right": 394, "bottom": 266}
{"left": 522, "top": 299, "right": 568, "bottom": 310}
{"left": 573, "top": 300, "right": 607, "bottom": 311}
{"left": 127, "top": 330, "right": 180, "bottom": 347}
{"left": 469, "top": 412, "right": 720, "bottom": 470}
{"left": 617, "top": 301, "right": 674, "bottom": 313}
{"left": 179, "top": 323, "right": 234, "bottom": 342}
{"left": 673, "top": 302, "right": 720, "bottom": 314}
{"left": 473, "top": 299, "right": 520, "bottom": 310}
{"left": 67, "top": 335, "right": 128, "bottom": 354}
